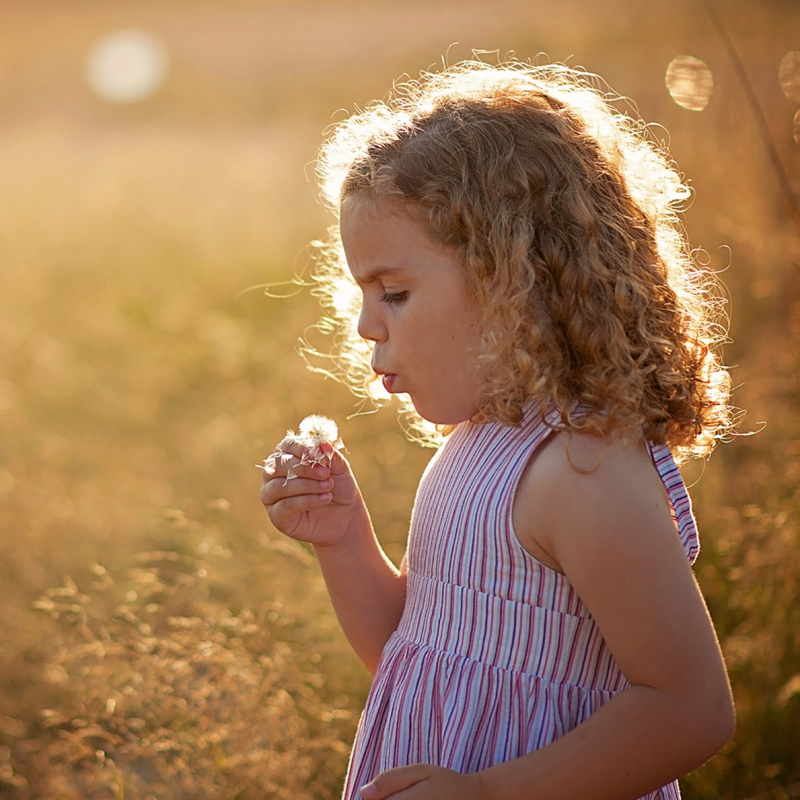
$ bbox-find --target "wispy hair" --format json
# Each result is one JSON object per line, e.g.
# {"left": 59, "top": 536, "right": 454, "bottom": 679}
{"left": 309, "top": 59, "right": 734, "bottom": 459}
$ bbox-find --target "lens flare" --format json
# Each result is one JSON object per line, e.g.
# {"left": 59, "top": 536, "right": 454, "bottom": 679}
{"left": 86, "top": 30, "right": 169, "bottom": 103}
{"left": 666, "top": 55, "right": 714, "bottom": 111}
{"left": 779, "top": 51, "right": 800, "bottom": 103}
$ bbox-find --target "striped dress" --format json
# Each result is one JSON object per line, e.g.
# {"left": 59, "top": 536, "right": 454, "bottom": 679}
{"left": 341, "top": 402, "right": 698, "bottom": 800}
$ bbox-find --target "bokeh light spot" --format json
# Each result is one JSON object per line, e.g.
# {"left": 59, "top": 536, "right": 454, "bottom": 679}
{"left": 779, "top": 51, "right": 800, "bottom": 102}
{"left": 666, "top": 55, "right": 714, "bottom": 111}
{"left": 793, "top": 109, "right": 800, "bottom": 145}
{"left": 86, "top": 30, "right": 169, "bottom": 103}
{"left": 375, "top": 433, "right": 405, "bottom": 467}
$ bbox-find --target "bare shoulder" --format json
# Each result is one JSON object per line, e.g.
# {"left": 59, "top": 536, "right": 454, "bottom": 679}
{"left": 516, "top": 428, "right": 733, "bottom": 731}
{"left": 535, "top": 428, "right": 657, "bottom": 481}
{"left": 513, "top": 430, "right": 672, "bottom": 572}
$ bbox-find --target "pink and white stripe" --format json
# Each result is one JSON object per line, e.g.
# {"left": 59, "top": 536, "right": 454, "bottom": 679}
{"left": 341, "top": 402, "right": 696, "bottom": 800}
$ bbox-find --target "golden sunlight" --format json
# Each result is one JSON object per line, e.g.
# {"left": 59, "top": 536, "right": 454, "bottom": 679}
{"left": 331, "top": 282, "right": 362, "bottom": 320}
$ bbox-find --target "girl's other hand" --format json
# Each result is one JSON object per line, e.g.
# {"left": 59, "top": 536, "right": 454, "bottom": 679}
{"left": 260, "top": 436, "right": 364, "bottom": 548}
{"left": 360, "top": 764, "right": 488, "bottom": 800}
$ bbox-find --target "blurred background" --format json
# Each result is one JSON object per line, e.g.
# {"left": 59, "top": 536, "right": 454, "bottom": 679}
{"left": 0, "top": 0, "right": 797, "bottom": 797}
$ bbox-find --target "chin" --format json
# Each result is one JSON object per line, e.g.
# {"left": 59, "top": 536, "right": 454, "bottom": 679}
{"left": 413, "top": 403, "right": 477, "bottom": 427}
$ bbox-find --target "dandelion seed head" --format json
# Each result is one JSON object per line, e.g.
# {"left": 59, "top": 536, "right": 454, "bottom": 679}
{"left": 298, "top": 415, "right": 340, "bottom": 448}
{"left": 275, "top": 415, "right": 344, "bottom": 482}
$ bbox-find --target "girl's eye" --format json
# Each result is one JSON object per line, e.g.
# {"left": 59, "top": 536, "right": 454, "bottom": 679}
{"left": 380, "top": 290, "right": 408, "bottom": 304}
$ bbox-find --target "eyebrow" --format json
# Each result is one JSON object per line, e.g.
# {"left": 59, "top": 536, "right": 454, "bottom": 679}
{"left": 352, "top": 266, "right": 405, "bottom": 287}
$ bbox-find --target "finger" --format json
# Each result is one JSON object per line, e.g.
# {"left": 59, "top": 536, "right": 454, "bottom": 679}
{"left": 262, "top": 445, "right": 331, "bottom": 476}
{"left": 262, "top": 458, "right": 330, "bottom": 485}
{"left": 259, "top": 452, "right": 281, "bottom": 479}
{"left": 265, "top": 492, "right": 332, "bottom": 529}
{"left": 277, "top": 436, "right": 306, "bottom": 458}
{"left": 259, "top": 448, "right": 295, "bottom": 472}
{"left": 258, "top": 437, "right": 306, "bottom": 477}
{"left": 360, "top": 765, "right": 431, "bottom": 799}
{"left": 260, "top": 475, "right": 333, "bottom": 507}
{"left": 323, "top": 444, "right": 351, "bottom": 478}
{"left": 288, "top": 460, "right": 331, "bottom": 481}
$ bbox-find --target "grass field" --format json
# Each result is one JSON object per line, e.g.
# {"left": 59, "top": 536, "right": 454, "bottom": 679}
{"left": 0, "top": 1, "right": 798, "bottom": 797}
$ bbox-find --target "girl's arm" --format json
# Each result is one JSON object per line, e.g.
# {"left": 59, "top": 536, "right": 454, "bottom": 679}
{"left": 261, "top": 438, "right": 406, "bottom": 673}
{"left": 360, "top": 432, "right": 735, "bottom": 800}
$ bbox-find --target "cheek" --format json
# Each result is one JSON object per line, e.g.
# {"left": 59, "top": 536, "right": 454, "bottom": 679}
{"left": 455, "top": 305, "right": 483, "bottom": 348}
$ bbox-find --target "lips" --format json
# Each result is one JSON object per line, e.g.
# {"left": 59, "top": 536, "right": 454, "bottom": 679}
{"left": 373, "top": 366, "right": 398, "bottom": 394}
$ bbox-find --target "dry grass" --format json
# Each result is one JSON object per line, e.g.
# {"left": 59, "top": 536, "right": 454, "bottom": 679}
{"left": 11, "top": 549, "right": 352, "bottom": 799}
{"left": 0, "top": 1, "right": 798, "bottom": 797}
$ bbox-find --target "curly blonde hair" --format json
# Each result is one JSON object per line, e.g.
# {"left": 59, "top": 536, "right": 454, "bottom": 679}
{"left": 309, "top": 60, "right": 733, "bottom": 460}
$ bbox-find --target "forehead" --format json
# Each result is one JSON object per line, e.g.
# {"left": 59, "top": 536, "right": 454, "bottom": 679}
{"left": 340, "top": 194, "right": 424, "bottom": 239}
{"left": 339, "top": 196, "right": 449, "bottom": 281}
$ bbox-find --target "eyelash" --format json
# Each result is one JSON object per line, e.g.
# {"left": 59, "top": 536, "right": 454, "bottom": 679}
{"left": 380, "top": 290, "right": 408, "bottom": 304}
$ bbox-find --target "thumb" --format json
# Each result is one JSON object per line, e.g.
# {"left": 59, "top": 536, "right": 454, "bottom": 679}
{"left": 322, "top": 442, "right": 351, "bottom": 478}
{"left": 360, "top": 764, "right": 430, "bottom": 799}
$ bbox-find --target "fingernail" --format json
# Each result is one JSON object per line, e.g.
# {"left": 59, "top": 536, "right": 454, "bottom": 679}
{"left": 319, "top": 492, "right": 332, "bottom": 503}
{"left": 360, "top": 785, "right": 378, "bottom": 799}
{"left": 321, "top": 478, "right": 334, "bottom": 489}
{"left": 314, "top": 464, "right": 328, "bottom": 477}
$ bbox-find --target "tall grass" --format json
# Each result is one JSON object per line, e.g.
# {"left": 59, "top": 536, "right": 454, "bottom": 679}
{"left": 0, "top": 1, "right": 798, "bottom": 797}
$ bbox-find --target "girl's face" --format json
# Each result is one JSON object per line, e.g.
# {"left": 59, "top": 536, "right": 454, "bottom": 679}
{"left": 340, "top": 197, "right": 485, "bottom": 426}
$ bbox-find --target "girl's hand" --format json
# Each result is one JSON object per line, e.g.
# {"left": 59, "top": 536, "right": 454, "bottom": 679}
{"left": 260, "top": 435, "right": 364, "bottom": 548}
{"left": 360, "top": 764, "right": 488, "bottom": 800}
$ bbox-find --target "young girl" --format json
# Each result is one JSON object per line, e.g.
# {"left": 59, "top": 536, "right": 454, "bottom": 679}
{"left": 260, "top": 61, "right": 736, "bottom": 800}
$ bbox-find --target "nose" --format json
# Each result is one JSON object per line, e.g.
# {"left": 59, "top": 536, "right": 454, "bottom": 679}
{"left": 357, "top": 297, "right": 385, "bottom": 343}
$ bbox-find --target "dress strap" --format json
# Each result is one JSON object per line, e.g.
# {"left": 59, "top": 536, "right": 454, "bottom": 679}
{"left": 646, "top": 442, "right": 700, "bottom": 563}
